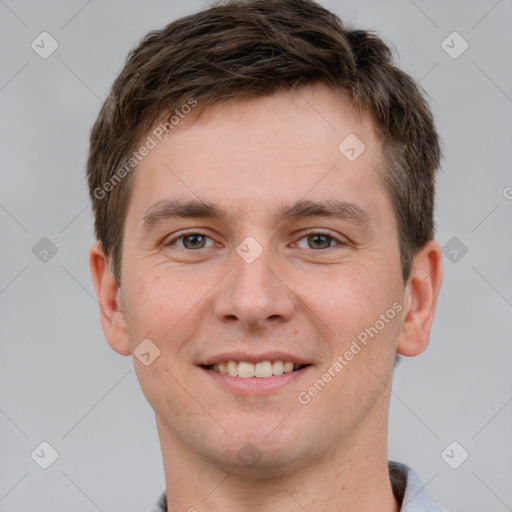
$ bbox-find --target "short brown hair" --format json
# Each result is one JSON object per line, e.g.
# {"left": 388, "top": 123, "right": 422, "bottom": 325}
{"left": 87, "top": 0, "right": 442, "bottom": 285}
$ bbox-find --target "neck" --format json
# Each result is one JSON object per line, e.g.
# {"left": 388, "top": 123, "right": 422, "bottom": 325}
{"left": 156, "top": 416, "right": 399, "bottom": 512}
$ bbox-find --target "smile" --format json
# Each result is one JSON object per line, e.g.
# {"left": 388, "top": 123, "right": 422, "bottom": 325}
{"left": 203, "top": 360, "right": 309, "bottom": 378}
{"left": 199, "top": 361, "right": 312, "bottom": 395}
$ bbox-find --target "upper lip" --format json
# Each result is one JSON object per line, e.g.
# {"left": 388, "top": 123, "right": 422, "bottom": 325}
{"left": 199, "top": 351, "right": 311, "bottom": 366}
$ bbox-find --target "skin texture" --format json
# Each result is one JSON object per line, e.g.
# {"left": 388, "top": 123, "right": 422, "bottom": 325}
{"left": 90, "top": 84, "right": 442, "bottom": 512}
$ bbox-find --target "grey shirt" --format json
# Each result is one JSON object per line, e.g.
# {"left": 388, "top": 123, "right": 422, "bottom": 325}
{"left": 147, "top": 462, "right": 448, "bottom": 511}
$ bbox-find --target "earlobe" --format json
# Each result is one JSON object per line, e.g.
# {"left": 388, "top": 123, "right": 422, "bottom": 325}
{"left": 396, "top": 240, "right": 443, "bottom": 357}
{"left": 89, "top": 241, "right": 131, "bottom": 356}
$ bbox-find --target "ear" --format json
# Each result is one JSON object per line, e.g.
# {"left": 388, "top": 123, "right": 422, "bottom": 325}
{"left": 396, "top": 240, "right": 443, "bottom": 357}
{"left": 89, "top": 241, "right": 131, "bottom": 356}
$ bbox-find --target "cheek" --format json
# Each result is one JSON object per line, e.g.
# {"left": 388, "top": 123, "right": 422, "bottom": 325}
{"left": 123, "top": 271, "right": 187, "bottom": 342}
{"left": 122, "top": 265, "right": 222, "bottom": 362}
{"left": 293, "top": 262, "right": 399, "bottom": 334}
{"left": 294, "top": 262, "right": 403, "bottom": 392}
{"left": 124, "top": 271, "right": 201, "bottom": 408}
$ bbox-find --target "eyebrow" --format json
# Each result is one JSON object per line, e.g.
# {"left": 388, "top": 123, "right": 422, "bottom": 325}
{"left": 141, "top": 197, "right": 372, "bottom": 233}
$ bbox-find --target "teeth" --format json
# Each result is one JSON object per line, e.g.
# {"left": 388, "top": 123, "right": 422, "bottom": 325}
{"left": 255, "top": 361, "right": 273, "bottom": 378}
{"left": 227, "top": 361, "right": 238, "bottom": 377}
{"left": 209, "top": 360, "right": 306, "bottom": 378}
{"left": 272, "top": 360, "right": 283, "bottom": 375}
{"left": 238, "top": 361, "right": 255, "bottom": 378}
{"left": 283, "top": 361, "right": 294, "bottom": 373}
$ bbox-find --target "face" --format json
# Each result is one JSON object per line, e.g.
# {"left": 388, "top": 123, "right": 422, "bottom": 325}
{"left": 107, "top": 84, "right": 411, "bottom": 473}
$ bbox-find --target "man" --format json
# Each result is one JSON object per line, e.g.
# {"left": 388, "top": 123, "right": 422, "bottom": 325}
{"left": 87, "top": 0, "right": 446, "bottom": 510}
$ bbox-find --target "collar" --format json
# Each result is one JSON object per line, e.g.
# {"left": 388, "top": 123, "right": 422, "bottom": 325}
{"left": 392, "top": 462, "right": 448, "bottom": 511}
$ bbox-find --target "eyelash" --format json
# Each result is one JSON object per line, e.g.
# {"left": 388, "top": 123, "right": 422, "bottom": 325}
{"left": 165, "top": 229, "right": 344, "bottom": 250}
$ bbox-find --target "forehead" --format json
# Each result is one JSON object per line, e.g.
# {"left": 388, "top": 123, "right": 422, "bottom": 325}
{"left": 127, "top": 84, "right": 387, "bottom": 223}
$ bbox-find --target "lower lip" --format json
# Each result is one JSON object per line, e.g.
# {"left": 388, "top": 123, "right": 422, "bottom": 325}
{"left": 199, "top": 366, "right": 312, "bottom": 395}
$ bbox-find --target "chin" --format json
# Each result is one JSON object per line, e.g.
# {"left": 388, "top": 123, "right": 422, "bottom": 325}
{"left": 205, "top": 427, "right": 310, "bottom": 476}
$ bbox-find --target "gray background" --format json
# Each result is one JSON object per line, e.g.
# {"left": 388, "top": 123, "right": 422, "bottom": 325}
{"left": 1, "top": 0, "right": 511, "bottom": 511}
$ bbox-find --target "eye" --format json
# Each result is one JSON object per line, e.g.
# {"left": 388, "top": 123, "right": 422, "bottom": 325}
{"left": 165, "top": 230, "right": 344, "bottom": 251}
{"left": 295, "top": 231, "right": 342, "bottom": 250}
{"left": 167, "top": 232, "right": 215, "bottom": 250}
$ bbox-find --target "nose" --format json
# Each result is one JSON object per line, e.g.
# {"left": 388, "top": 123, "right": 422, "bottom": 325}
{"left": 212, "top": 244, "right": 296, "bottom": 330}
